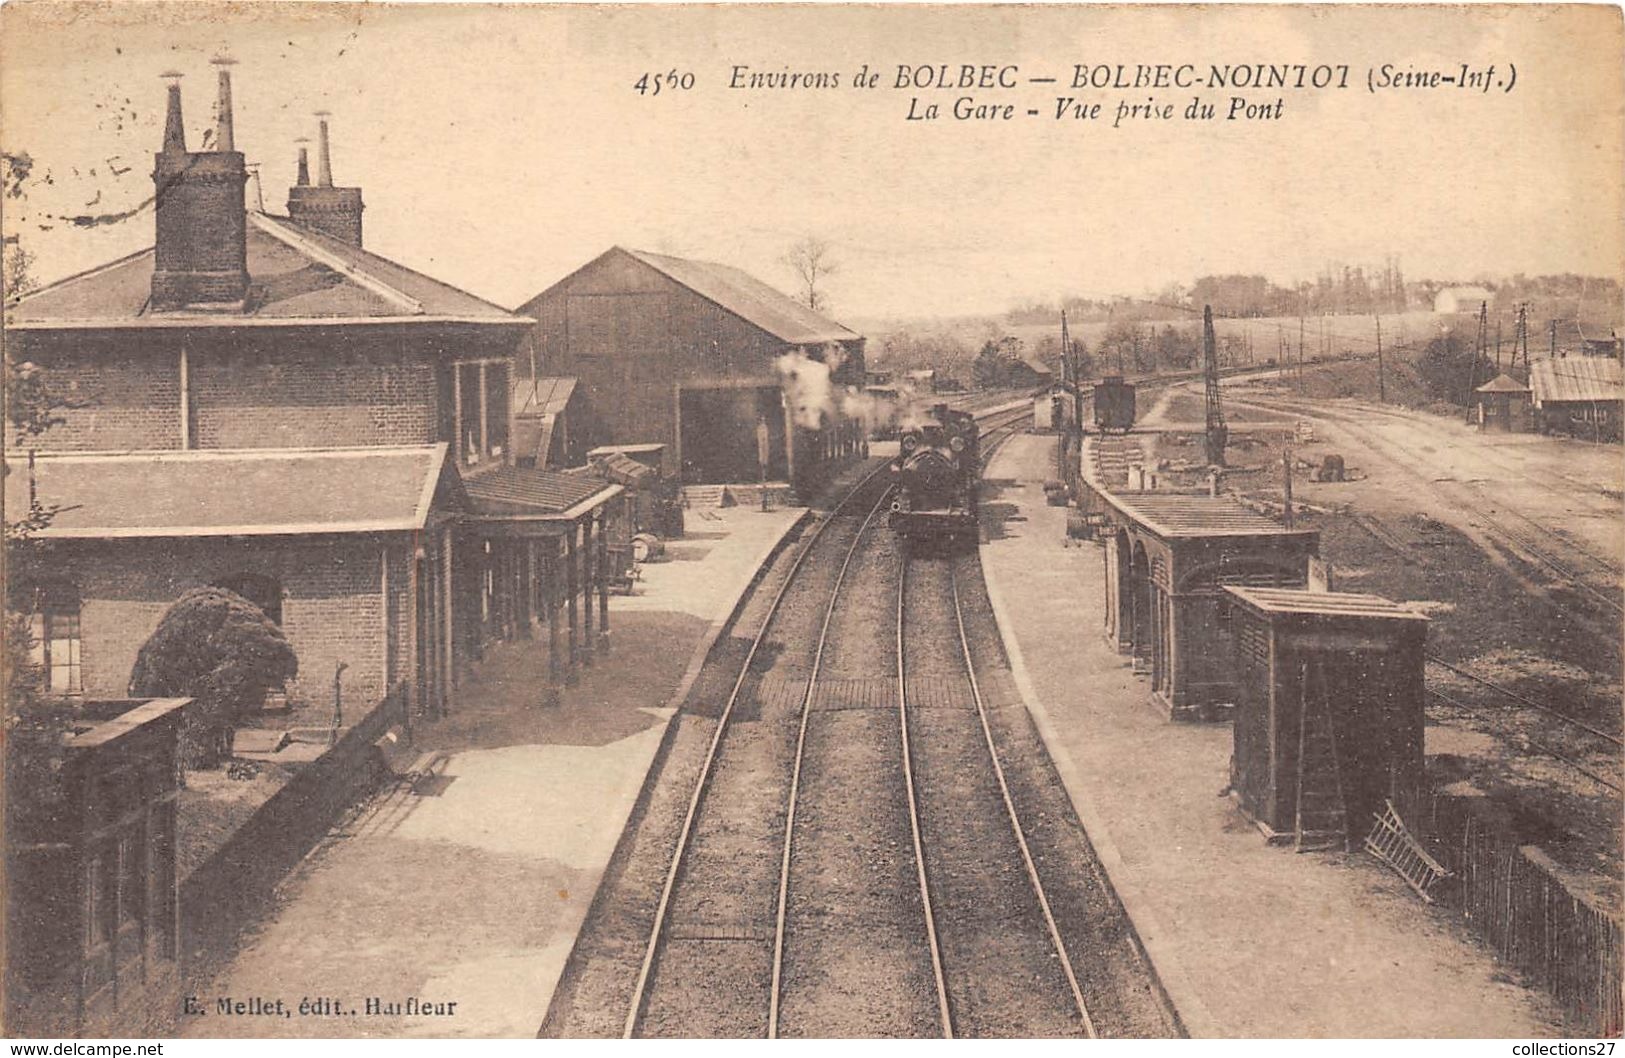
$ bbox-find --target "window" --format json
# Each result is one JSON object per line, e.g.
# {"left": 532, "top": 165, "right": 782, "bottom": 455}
{"left": 459, "top": 362, "right": 483, "bottom": 466}
{"left": 28, "top": 581, "right": 82, "bottom": 695}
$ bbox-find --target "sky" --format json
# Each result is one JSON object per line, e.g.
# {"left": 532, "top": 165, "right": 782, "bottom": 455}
{"left": 2, "top": 2, "right": 1621, "bottom": 321}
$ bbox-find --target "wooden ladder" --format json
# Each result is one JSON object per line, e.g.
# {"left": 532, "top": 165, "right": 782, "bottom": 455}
{"left": 1365, "top": 799, "right": 1453, "bottom": 901}
{"left": 1294, "top": 660, "right": 1350, "bottom": 852}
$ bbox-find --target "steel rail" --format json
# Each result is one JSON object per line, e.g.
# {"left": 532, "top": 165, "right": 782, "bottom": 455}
{"left": 621, "top": 459, "right": 892, "bottom": 1039}
{"left": 624, "top": 404, "right": 1021, "bottom": 1038}
{"left": 767, "top": 485, "right": 895, "bottom": 1039}
{"left": 894, "top": 559, "right": 957, "bottom": 1039}
{"left": 1425, "top": 655, "right": 1623, "bottom": 748}
{"left": 947, "top": 562, "right": 1099, "bottom": 1038}
{"left": 1239, "top": 391, "right": 1624, "bottom": 618}
{"left": 1427, "top": 687, "right": 1622, "bottom": 795}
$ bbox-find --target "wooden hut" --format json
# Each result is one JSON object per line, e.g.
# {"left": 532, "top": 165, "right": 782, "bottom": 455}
{"left": 1222, "top": 587, "right": 1428, "bottom": 849}
{"left": 1474, "top": 373, "right": 1532, "bottom": 432}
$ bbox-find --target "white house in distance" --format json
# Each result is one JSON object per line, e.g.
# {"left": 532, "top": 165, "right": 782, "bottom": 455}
{"left": 1434, "top": 286, "right": 1495, "bottom": 314}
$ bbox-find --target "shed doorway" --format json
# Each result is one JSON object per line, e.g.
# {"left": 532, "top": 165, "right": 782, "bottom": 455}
{"left": 678, "top": 383, "right": 787, "bottom": 484}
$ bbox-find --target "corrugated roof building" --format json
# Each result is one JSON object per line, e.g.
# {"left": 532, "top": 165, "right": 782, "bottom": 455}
{"left": 1529, "top": 357, "right": 1622, "bottom": 440}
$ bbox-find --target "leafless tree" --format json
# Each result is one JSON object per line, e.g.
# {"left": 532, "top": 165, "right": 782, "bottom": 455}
{"left": 783, "top": 236, "right": 838, "bottom": 313}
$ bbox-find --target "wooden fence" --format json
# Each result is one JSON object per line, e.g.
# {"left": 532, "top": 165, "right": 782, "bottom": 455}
{"left": 180, "top": 683, "right": 409, "bottom": 960}
{"left": 1398, "top": 789, "right": 1622, "bottom": 1035}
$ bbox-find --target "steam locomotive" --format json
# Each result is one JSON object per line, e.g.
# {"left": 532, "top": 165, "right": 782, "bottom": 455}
{"left": 889, "top": 403, "right": 980, "bottom": 550}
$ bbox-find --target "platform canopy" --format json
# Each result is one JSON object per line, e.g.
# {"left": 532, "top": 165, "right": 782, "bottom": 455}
{"left": 463, "top": 465, "right": 621, "bottom": 520}
{"left": 1101, "top": 491, "right": 1317, "bottom": 540}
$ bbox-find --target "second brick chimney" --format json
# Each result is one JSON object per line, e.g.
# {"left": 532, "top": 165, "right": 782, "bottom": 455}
{"left": 286, "top": 113, "right": 364, "bottom": 247}
{"left": 150, "top": 62, "right": 250, "bottom": 312}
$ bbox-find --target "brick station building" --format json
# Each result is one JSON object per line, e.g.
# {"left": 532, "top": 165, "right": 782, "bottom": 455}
{"left": 4, "top": 66, "right": 619, "bottom": 720}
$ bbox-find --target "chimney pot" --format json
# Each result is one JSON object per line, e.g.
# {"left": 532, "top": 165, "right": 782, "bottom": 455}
{"left": 161, "top": 73, "right": 186, "bottom": 153}
{"left": 315, "top": 111, "right": 334, "bottom": 187}
{"left": 287, "top": 114, "right": 363, "bottom": 246}
{"left": 211, "top": 58, "right": 238, "bottom": 153}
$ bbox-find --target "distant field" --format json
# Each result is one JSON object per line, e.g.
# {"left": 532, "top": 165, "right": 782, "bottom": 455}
{"left": 855, "top": 310, "right": 1450, "bottom": 372}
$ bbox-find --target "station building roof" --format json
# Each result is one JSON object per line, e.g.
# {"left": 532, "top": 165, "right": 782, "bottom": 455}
{"left": 620, "top": 248, "right": 861, "bottom": 347}
{"left": 4, "top": 444, "right": 461, "bottom": 539}
{"left": 1475, "top": 373, "right": 1530, "bottom": 395}
{"left": 6, "top": 212, "right": 530, "bottom": 330}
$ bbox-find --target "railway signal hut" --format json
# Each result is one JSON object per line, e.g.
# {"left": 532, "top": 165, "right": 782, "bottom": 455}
{"left": 1095, "top": 492, "right": 1320, "bottom": 720}
{"left": 1221, "top": 587, "right": 1428, "bottom": 849}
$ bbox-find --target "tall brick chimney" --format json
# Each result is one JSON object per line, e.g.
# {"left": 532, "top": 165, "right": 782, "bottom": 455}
{"left": 150, "top": 62, "right": 249, "bottom": 313}
{"left": 286, "top": 113, "right": 364, "bottom": 247}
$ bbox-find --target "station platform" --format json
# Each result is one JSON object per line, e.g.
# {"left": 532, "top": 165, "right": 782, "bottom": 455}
{"left": 978, "top": 432, "right": 1560, "bottom": 1038}
{"left": 181, "top": 505, "right": 808, "bottom": 1039}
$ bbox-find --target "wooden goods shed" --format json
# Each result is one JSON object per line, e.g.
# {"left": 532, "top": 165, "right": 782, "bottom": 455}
{"left": 1222, "top": 587, "right": 1428, "bottom": 849}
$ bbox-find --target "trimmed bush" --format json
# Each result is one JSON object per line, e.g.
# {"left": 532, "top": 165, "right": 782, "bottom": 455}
{"left": 129, "top": 586, "right": 298, "bottom": 768}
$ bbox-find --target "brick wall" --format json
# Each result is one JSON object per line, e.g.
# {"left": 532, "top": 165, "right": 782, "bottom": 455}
{"left": 54, "top": 536, "right": 390, "bottom": 710}
{"left": 191, "top": 354, "right": 437, "bottom": 449}
{"left": 15, "top": 328, "right": 526, "bottom": 454}
{"left": 22, "top": 345, "right": 183, "bottom": 452}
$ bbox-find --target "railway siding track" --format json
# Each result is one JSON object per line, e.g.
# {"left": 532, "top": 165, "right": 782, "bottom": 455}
{"left": 1232, "top": 392, "right": 1622, "bottom": 618}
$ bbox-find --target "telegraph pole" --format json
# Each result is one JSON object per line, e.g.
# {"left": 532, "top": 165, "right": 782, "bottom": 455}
{"left": 1374, "top": 312, "right": 1387, "bottom": 403}
{"left": 1466, "top": 301, "right": 1487, "bottom": 422}
{"left": 1063, "top": 309, "right": 1084, "bottom": 440}
{"left": 1297, "top": 315, "right": 1306, "bottom": 393}
{"left": 1203, "top": 305, "right": 1228, "bottom": 465}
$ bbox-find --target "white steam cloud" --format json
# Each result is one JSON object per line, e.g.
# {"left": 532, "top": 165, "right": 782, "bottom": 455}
{"left": 841, "top": 388, "right": 895, "bottom": 436}
{"left": 776, "top": 349, "right": 835, "bottom": 430}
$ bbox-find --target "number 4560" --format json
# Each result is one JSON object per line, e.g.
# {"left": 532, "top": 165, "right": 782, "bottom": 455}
{"left": 633, "top": 70, "right": 695, "bottom": 96}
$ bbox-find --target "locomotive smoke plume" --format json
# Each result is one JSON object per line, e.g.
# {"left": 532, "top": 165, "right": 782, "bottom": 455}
{"left": 895, "top": 382, "right": 941, "bottom": 432}
{"left": 775, "top": 348, "right": 834, "bottom": 429}
{"left": 840, "top": 388, "right": 894, "bottom": 436}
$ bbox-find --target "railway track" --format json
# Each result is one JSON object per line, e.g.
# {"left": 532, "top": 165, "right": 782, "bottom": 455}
{"left": 623, "top": 460, "right": 897, "bottom": 1037}
{"left": 610, "top": 406, "right": 1172, "bottom": 1038}
{"left": 1230, "top": 392, "right": 1623, "bottom": 618}
{"left": 892, "top": 555, "right": 1097, "bottom": 1037}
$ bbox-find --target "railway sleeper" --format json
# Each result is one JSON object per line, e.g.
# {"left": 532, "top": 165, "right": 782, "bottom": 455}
{"left": 665, "top": 921, "right": 775, "bottom": 943}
